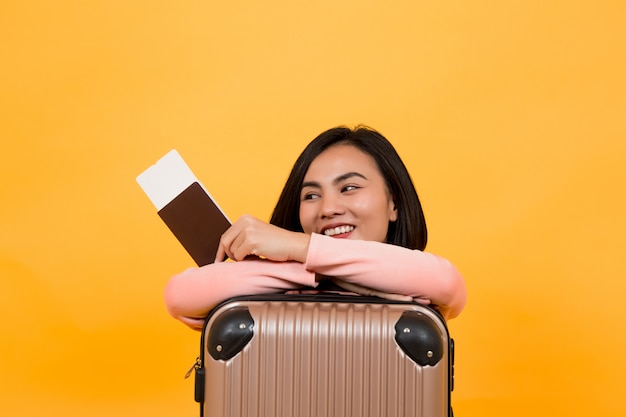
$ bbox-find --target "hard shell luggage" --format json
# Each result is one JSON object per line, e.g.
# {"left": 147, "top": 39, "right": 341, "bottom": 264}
{"left": 192, "top": 294, "right": 455, "bottom": 417}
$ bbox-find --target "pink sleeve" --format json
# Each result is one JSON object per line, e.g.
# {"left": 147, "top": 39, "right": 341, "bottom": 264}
{"left": 304, "top": 233, "right": 467, "bottom": 320}
{"left": 164, "top": 259, "right": 317, "bottom": 330}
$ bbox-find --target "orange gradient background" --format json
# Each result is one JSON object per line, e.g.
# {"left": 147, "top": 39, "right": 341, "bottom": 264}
{"left": 1, "top": 1, "right": 625, "bottom": 416}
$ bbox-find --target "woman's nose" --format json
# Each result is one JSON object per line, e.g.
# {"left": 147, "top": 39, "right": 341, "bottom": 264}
{"left": 320, "top": 194, "right": 344, "bottom": 218}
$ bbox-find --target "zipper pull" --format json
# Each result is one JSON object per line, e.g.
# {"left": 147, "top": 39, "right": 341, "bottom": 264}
{"left": 184, "top": 356, "right": 201, "bottom": 379}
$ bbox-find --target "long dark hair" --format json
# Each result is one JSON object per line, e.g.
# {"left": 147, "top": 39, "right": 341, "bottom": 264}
{"left": 270, "top": 126, "right": 427, "bottom": 250}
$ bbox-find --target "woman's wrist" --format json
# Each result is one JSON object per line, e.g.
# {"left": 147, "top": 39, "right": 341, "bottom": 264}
{"left": 289, "top": 232, "right": 311, "bottom": 263}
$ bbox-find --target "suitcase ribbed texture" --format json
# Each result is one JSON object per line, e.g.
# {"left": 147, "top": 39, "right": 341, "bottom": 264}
{"left": 203, "top": 300, "right": 448, "bottom": 417}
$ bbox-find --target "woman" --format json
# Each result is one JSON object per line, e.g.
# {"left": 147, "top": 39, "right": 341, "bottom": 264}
{"left": 165, "top": 126, "right": 466, "bottom": 330}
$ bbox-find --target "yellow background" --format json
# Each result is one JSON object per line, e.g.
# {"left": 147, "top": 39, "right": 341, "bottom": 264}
{"left": 1, "top": 1, "right": 625, "bottom": 416}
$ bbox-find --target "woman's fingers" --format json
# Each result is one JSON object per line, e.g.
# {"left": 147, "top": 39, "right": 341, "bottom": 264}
{"left": 229, "top": 229, "right": 255, "bottom": 261}
{"left": 214, "top": 215, "right": 309, "bottom": 263}
{"left": 214, "top": 244, "right": 226, "bottom": 263}
{"left": 215, "top": 215, "right": 260, "bottom": 261}
{"left": 215, "top": 221, "right": 241, "bottom": 261}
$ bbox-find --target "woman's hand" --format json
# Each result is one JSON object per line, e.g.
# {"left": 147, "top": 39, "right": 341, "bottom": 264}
{"left": 215, "top": 214, "right": 311, "bottom": 263}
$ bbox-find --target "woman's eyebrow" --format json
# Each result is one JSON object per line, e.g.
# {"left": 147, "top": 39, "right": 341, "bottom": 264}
{"left": 301, "top": 180, "right": 320, "bottom": 189}
{"left": 333, "top": 172, "right": 367, "bottom": 184}
{"left": 301, "top": 172, "right": 368, "bottom": 190}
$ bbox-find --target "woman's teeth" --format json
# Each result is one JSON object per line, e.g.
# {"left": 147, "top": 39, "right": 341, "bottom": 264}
{"left": 324, "top": 225, "right": 355, "bottom": 236}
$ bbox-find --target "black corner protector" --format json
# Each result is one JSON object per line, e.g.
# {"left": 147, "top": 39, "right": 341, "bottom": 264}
{"left": 207, "top": 306, "right": 255, "bottom": 361}
{"left": 394, "top": 310, "right": 444, "bottom": 366}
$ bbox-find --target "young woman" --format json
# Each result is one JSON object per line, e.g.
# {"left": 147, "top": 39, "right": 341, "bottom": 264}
{"left": 164, "top": 126, "right": 467, "bottom": 330}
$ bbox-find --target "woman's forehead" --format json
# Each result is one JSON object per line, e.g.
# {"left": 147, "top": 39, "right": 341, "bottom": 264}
{"left": 304, "top": 144, "right": 380, "bottom": 180}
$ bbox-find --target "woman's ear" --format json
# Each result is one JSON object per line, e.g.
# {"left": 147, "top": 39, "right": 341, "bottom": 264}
{"left": 388, "top": 201, "right": 398, "bottom": 222}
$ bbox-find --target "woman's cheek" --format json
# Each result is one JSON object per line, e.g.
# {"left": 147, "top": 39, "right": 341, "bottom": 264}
{"left": 298, "top": 207, "right": 314, "bottom": 234}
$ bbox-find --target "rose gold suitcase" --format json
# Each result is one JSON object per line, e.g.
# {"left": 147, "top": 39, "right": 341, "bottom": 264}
{"left": 191, "top": 294, "right": 454, "bottom": 417}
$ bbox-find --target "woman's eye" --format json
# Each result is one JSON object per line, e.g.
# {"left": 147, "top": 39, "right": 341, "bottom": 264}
{"left": 342, "top": 185, "right": 359, "bottom": 192}
{"left": 302, "top": 193, "right": 320, "bottom": 201}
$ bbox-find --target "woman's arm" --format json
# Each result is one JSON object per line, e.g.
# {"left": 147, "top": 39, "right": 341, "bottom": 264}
{"left": 165, "top": 221, "right": 466, "bottom": 330}
{"left": 164, "top": 259, "right": 317, "bottom": 330}
{"left": 165, "top": 216, "right": 316, "bottom": 330}
{"left": 304, "top": 233, "right": 467, "bottom": 320}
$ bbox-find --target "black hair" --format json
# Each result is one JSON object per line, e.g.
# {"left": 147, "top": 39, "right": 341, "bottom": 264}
{"left": 270, "top": 126, "right": 427, "bottom": 250}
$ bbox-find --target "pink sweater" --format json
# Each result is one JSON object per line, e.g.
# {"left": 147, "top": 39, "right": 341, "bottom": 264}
{"left": 164, "top": 233, "right": 467, "bottom": 330}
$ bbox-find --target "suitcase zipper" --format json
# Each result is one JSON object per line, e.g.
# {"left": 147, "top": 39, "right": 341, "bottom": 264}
{"left": 184, "top": 356, "right": 201, "bottom": 379}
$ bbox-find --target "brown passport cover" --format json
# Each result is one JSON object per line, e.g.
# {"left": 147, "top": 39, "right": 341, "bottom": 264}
{"left": 157, "top": 182, "right": 231, "bottom": 266}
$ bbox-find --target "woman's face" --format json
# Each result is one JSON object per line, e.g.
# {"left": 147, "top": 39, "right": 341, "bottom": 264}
{"left": 299, "top": 144, "right": 397, "bottom": 242}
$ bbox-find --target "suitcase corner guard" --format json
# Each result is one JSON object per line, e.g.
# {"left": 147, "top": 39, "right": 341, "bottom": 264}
{"left": 207, "top": 306, "right": 255, "bottom": 361}
{"left": 394, "top": 310, "right": 444, "bottom": 366}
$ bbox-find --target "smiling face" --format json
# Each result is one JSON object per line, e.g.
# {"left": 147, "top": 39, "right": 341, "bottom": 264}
{"left": 298, "top": 144, "right": 397, "bottom": 242}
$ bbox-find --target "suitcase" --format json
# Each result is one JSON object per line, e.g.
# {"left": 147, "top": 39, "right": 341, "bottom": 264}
{"left": 190, "top": 294, "right": 455, "bottom": 417}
